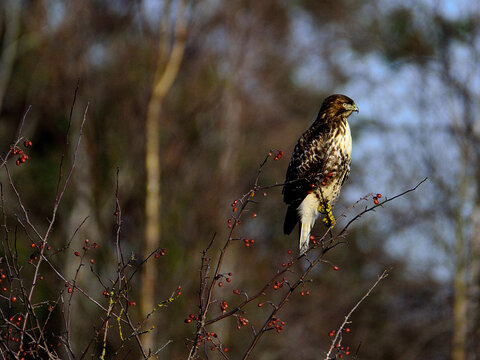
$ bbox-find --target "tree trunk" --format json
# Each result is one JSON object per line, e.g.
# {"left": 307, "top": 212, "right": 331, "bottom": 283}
{"left": 452, "top": 158, "right": 468, "bottom": 360}
{"left": 141, "top": 0, "right": 187, "bottom": 354}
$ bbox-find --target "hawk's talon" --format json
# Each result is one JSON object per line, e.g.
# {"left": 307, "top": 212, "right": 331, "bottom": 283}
{"left": 320, "top": 201, "right": 336, "bottom": 228}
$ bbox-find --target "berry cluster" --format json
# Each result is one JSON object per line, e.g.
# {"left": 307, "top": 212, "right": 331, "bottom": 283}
{"left": 243, "top": 238, "right": 254, "bottom": 247}
{"left": 328, "top": 327, "right": 353, "bottom": 358}
{"left": 335, "top": 344, "right": 351, "bottom": 358}
{"left": 8, "top": 314, "right": 23, "bottom": 327}
{"left": 184, "top": 313, "right": 198, "bottom": 324}
{"left": 300, "top": 288, "right": 310, "bottom": 296}
{"left": 373, "top": 193, "right": 382, "bottom": 205}
{"left": 73, "top": 238, "right": 99, "bottom": 265}
{"left": 154, "top": 248, "right": 167, "bottom": 258}
{"left": 267, "top": 317, "right": 286, "bottom": 333}
{"left": 192, "top": 331, "right": 228, "bottom": 353}
{"left": 220, "top": 300, "right": 228, "bottom": 312}
{"left": 193, "top": 332, "right": 216, "bottom": 346}
{"left": 236, "top": 315, "right": 249, "bottom": 329}
{"left": 0, "top": 270, "right": 7, "bottom": 292}
{"left": 10, "top": 139, "right": 32, "bottom": 166}
{"left": 273, "top": 276, "right": 288, "bottom": 290}
{"left": 218, "top": 272, "right": 233, "bottom": 288}
{"left": 231, "top": 199, "right": 239, "bottom": 212}
{"left": 268, "top": 149, "right": 284, "bottom": 161}
{"left": 27, "top": 243, "right": 50, "bottom": 265}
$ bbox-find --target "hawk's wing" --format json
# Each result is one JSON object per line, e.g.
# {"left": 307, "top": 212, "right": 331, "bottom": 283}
{"left": 282, "top": 123, "right": 331, "bottom": 234}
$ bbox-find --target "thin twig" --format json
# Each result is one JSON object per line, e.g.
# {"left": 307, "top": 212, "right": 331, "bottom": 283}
{"left": 324, "top": 270, "right": 389, "bottom": 360}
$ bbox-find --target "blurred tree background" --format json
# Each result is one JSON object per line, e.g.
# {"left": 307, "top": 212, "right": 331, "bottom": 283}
{"left": 0, "top": 0, "right": 479, "bottom": 359}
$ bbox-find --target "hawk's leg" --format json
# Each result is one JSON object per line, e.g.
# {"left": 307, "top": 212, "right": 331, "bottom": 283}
{"left": 318, "top": 200, "right": 336, "bottom": 228}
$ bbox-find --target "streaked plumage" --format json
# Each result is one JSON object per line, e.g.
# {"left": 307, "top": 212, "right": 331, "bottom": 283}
{"left": 282, "top": 94, "right": 358, "bottom": 255}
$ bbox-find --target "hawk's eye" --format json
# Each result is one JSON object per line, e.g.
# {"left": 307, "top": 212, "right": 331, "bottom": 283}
{"left": 342, "top": 103, "right": 349, "bottom": 109}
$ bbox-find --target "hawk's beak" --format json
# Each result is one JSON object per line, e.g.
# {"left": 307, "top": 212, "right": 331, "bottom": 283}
{"left": 345, "top": 104, "right": 359, "bottom": 113}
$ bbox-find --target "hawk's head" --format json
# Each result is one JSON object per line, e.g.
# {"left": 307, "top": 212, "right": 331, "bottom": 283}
{"left": 320, "top": 94, "right": 359, "bottom": 120}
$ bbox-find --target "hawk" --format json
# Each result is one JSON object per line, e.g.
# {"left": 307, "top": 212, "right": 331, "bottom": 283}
{"left": 282, "top": 94, "right": 358, "bottom": 255}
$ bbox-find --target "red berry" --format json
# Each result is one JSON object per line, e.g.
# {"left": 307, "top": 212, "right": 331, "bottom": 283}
{"left": 233, "top": 289, "right": 239, "bottom": 295}
{"left": 68, "top": 288, "right": 72, "bottom": 293}
{"left": 333, "top": 265, "right": 339, "bottom": 271}
{"left": 30, "top": 243, "right": 35, "bottom": 248}
{"left": 376, "top": 193, "right": 382, "bottom": 198}
{"left": 218, "top": 282, "right": 223, "bottom": 287}
{"left": 90, "top": 259, "right": 94, "bottom": 264}
{"left": 373, "top": 197, "right": 379, "bottom": 205}
{"left": 184, "top": 318, "right": 192, "bottom": 324}
{"left": 15, "top": 159, "right": 20, "bottom": 166}
{"left": 11, "top": 296, "right": 17, "bottom": 303}
{"left": 74, "top": 251, "right": 79, "bottom": 256}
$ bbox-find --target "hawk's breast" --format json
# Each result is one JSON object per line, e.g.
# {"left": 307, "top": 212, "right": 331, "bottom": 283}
{"left": 315, "top": 121, "right": 352, "bottom": 203}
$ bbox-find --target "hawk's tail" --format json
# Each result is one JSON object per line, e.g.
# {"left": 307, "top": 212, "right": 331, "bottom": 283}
{"left": 297, "top": 193, "right": 320, "bottom": 255}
